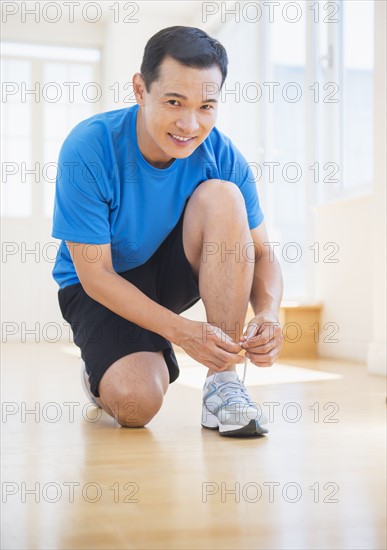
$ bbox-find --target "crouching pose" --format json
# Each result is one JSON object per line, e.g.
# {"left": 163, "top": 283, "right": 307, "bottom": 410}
{"left": 52, "top": 26, "right": 283, "bottom": 436}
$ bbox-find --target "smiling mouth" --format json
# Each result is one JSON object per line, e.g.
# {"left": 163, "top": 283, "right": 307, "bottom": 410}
{"left": 168, "top": 133, "right": 196, "bottom": 143}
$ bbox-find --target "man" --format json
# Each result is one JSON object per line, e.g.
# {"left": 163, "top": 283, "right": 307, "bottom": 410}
{"left": 52, "top": 26, "right": 283, "bottom": 437}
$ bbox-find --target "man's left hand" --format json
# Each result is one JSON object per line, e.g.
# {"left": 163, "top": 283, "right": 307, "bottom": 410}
{"left": 239, "top": 312, "right": 283, "bottom": 367}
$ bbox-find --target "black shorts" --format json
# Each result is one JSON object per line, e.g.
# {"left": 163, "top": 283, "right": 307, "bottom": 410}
{"left": 58, "top": 202, "right": 201, "bottom": 398}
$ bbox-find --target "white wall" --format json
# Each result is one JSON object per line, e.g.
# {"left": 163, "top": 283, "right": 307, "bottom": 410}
{"left": 315, "top": 195, "right": 373, "bottom": 362}
{"left": 2, "top": 7, "right": 106, "bottom": 47}
{"left": 367, "top": 0, "right": 386, "bottom": 375}
{"left": 315, "top": 0, "right": 386, "bottom": 372}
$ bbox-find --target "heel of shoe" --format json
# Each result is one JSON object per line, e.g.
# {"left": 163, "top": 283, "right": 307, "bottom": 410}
{"left": 201, "top": 404, "right": 219, "bottom": 429}
{"left": 81, "top": 361, "right": 101, "bottom": 408}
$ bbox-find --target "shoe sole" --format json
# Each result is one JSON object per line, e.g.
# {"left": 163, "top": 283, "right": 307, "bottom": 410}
{"left": 202, "top": 419, "right": 268, "bottom": 437}
{"left": 202, "top": 404, "right": 268, "bottom": 436}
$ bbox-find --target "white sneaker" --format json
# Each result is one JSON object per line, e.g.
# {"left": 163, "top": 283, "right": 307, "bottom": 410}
{"left": 202, "top": 371, "right": 268, "bottom": 436}
{"left": 81, "top": 361, "right": 101, "bottom": 408}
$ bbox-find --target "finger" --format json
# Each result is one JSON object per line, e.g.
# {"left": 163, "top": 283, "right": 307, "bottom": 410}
{"left": 218, "top": 350, "right": 246, "bottom": 365}
{"left": 243, "top": 328, "right": 276, "bottom": 348}
{"left": 250, "top": 347, "right": 279, "bottom": 359}
{"left": 242, "top": 322, "right": 259, "bottom": 339}
{"left": 244, "top": 327, "right": 257, "bottom": 339}
{"left": 242, "top": 335, "right": 267, "bottom": 349}
{"left": 208, "top": 325, "right": 235, "bottom": 344}
{"left": 246, "top": 353, "right": 276, "bottom": 366}
{"left": 208, "top": 326, "right": 247, "bottom": 355}
{"left": 216, "top": 338, "right": 243, "bottom": 354}
{"left": 246, "top": 341, "right": 278, "bottom": 354}
{"left": 246, "top": 357, "right": 273, "bottom": 368}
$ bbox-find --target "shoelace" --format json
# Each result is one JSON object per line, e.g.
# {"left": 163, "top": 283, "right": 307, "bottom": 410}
{"left": 242, "top": 355, "right": 248, "bottom": 383}
{"left": 216, "top": 378, "right": 255, "bottom": 407}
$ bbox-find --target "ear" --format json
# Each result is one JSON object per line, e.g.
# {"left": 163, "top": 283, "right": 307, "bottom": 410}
{"left": 133, "top": 73, "right": 147, "bottom": 105}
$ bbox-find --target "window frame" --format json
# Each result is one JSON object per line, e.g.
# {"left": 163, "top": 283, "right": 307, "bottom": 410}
{"left": 1, "top": 43, "right": 101, "bottom": 220}
{"left": 259, "top": 0, "right": 374, "bottom": 302}
{"left": 317, "top": 0, "right": 374, "bottom": 205}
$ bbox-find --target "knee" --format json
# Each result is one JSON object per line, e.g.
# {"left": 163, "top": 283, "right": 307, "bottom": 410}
{"left": 192, "top": 179, "right": 246, "bottom": 215}
{"left": 102, "top": 385, "right": 164, "bottom": 428}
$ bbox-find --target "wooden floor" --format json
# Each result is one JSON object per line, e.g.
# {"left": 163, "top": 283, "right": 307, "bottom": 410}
{"left": 1, "top": 343, "right": 386, "bottom": 550}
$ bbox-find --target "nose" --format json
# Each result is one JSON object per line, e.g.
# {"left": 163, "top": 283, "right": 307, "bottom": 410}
{"left": 175, "top": 112, "right": 199, "bottom": 135}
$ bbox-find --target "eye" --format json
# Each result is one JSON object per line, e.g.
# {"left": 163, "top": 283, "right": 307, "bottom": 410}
{"left": 167, "top": 100, "right": 180, "bottom": 106}
{"left": 201, "top": 104, "right": 214, "bottom": 110}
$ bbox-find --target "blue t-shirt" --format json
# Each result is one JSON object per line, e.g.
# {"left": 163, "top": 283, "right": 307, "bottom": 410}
{"left": 51, "top": 104, "right": 264, "bottom": 289}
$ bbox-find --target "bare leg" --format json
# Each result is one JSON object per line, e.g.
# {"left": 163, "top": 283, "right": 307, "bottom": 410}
{"left": 182, "top": 180, "right": 255, "bottom": 375}
{"left": 94, "top": 179, "right": 254, "bottom": 425}
{"left": 98, "top": 351, "right": 169, "bottom": 427}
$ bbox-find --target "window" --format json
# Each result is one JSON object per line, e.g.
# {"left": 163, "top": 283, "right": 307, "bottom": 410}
{"left": 317, "top": 0, "right": 374, "bottom": 204}
{"left": 1, "top": 57, "right": 33, "bottom": 217}
{"left": 261, "top": 9, "right": 308, "bottom": 301}
{"left": 215, "top": 2, "right": 374, "bottom": 300}
{"left": 1, "top": 42, "right": 101, "bottom": 219}
{"left": 42, "top": 60, "right": 98, "bottom": 218}
{"left": 342, "top": 0, "right": 374, "bottom": 192}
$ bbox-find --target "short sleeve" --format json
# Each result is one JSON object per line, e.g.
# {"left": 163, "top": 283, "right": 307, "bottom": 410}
{"left": 51, "top": 125, "right": 112, "bottom": 244}
{"left": 235, "top": 157, "right": 264, "bottom": 230}
{"left": 218, "top": 140, "right": 264, "bottom": 230}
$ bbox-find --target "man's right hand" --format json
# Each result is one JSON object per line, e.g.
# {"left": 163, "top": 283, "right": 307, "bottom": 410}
{"left": 176, "top": 320, "right": 246, "bottom": 372}
{"left": 65, "top": 241, "right": 245, "bottom": 371}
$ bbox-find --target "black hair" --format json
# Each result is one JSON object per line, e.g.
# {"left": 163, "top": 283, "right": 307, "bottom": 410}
{"left": 140, "top": 26, "right": 228, "bottom": 91}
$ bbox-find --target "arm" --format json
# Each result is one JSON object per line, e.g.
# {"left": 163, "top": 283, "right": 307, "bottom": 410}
{"left": 240, "top": 222, "right": 284, "bottom": 366}
{"left": 66, "top": 241, "right": 245, "bottom": 371}
{"left": 249, "top": 221, "right": 283, "bottom": 317}
{"left": 66, "top": 241, "right": 185, "bottom": 344}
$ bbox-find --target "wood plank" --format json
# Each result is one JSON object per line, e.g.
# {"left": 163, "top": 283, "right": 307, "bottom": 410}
{"left": 1, "top": 343, "right": 386, "bottom": 550}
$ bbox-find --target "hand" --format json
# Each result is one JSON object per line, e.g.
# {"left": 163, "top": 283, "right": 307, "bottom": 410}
{"left": 239, "top": 312, "right": 283, "bottom": 367}
{"left": 177, "top": 320, "right": 246, "bottom": 372}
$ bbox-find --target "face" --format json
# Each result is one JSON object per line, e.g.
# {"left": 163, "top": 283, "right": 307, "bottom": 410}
{"left": 133, "top": 56, "right": 222, "bottom": 168}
